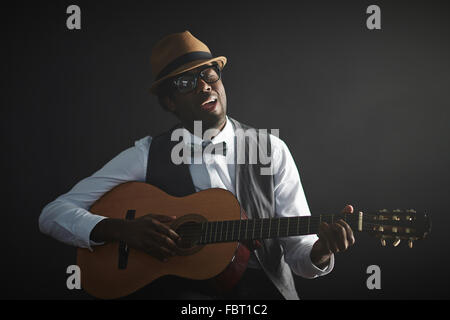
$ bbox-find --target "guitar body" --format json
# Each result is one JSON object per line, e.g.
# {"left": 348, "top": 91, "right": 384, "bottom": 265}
{"left": 77, "top": 182, "right": 245, "bottom": 299}
{"left": 76, "top": 181, "right": 431, "bottom": 299}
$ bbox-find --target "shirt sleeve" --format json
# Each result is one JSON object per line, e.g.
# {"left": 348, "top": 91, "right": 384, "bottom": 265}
{"left": 38, "top": 136, "right": 151, "bottom": 250}
{"left": 271, "top": 136, "right": 334, "bottom": 279}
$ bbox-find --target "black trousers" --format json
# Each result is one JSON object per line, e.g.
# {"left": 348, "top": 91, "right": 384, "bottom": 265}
{"left": 120, "top": 268, "right": 285, "bottom": 300}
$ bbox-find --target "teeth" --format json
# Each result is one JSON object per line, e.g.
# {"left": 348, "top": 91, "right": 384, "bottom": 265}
{"left": 203, "top": 98, "right": 216, "bottom": 105}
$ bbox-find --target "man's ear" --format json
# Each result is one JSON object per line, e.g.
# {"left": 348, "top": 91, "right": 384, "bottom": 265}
{"left": 162, "top": 96, "right": 176, "bottom": 112}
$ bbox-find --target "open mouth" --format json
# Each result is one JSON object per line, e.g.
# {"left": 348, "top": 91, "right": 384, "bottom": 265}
{"left": 200, "top": 97, "right": 218, "bottom": 111}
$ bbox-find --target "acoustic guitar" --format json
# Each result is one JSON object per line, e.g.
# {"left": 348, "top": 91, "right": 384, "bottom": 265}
{"left": 77, "top": 181, "right": 431, "bottom": 299}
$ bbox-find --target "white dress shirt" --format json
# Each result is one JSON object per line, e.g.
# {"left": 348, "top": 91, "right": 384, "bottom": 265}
{"left": 39, "top": 117, "right": 334, "bottom": 279}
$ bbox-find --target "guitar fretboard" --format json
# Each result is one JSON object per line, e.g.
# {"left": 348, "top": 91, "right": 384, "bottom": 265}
{"left": 196, "top": 213, "right": 363, "bottom": 244}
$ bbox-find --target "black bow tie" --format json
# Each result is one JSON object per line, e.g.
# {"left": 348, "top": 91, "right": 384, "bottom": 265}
{"left": 190, "top": 141, "right": 227, "bottom": 156}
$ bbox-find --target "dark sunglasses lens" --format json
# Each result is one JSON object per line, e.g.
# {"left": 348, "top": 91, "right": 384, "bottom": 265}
{"left": 175, "top": 75, "right": 196, "bottom": 93}
{"left": 201, "top": 66, "right": 220, "bottom": 83}
{"left": 173, "top": 65, "right": 221, "bottom": 93}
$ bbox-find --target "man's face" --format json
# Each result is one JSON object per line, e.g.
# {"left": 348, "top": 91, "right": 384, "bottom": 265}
{"left": 165, "top": 64, "right": 227, "bottom": 132}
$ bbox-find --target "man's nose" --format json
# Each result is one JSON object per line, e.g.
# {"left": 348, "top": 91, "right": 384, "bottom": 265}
{"left": 196, "top": 78, "right": 212, "bottom": 93}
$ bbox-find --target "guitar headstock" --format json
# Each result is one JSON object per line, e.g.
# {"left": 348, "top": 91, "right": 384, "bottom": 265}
{"left": 364, "top": 209, "right": 431, "bottom": 248}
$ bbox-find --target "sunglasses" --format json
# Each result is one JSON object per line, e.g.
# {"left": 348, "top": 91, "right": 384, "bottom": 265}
{"left": 172, "top": 63, "right": 222, "bottom": 94}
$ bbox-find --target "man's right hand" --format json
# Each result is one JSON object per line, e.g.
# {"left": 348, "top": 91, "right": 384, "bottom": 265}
{"left": 90, "top": 214, "right": 181, "bottom": 262}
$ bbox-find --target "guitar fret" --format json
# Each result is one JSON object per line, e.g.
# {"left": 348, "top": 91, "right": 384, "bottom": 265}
{"left": 209, "top": 222, "right": 213, "bottom": 243}
{"left": 245, "top": 220, "right": 249, "bottom": 240}
{"left": 238, "top": 220, "right": 242, "bottom": 241}
{"left": 260, "top": 219, "right": 264, "bottom": 239}
{"left": 287, "top": 218, "right": 290, "bottom": 237}
{"left": 204, "top": 222, "right": 209, "bottom": 244}
{"left": 214, "top": 222, "right": 217, "bottom": 242}
{"left": 200, "top": 222, "right": 204, "bottom": 243}
{"left": 277, "top": 218, "right": 281, "bottom": 237}
{"left": 268, "top": 218, "right": 272, "bottom": 238}
{"left": 214, "top": 221, "right": 220, "bottom": 242}
{"left": 231, "top": 220, "right": 235, "bottom": 241}
{"left": 252, "top": 219, "right": 255, "bottom": 240}
{"left": 220, "top": 221, "right": 223, "bottom": 242}
{"left": 225, "top": 220, "right": 229, "bottom": 241}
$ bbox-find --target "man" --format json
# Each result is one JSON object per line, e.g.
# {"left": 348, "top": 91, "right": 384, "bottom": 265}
{"left": 39, "top": 31, "right": 355, "bottom": 300}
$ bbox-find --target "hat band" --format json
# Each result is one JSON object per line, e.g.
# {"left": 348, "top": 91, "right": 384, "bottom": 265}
{"left": 155, "top": 51, "right": 213, "bottom": 81}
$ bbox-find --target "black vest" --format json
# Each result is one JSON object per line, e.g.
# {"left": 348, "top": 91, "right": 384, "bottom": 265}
{"left": 145, "top": 117, "right": 299, "bottom": 300}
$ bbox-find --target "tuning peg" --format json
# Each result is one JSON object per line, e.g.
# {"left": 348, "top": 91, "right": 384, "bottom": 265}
{"left": 406, "top": 209, "right": 416, "bottom": 214}
{"left": 380, "top": 238, "right": 386, "bottom": 247}
{"left": 408, "top": 239, "right": 414, "bottom": 248}
{"left": 393, "top": 238, "right": 401, "bottom": 247}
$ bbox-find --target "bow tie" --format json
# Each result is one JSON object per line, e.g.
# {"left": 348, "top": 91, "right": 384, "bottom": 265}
{"left": 190, "top": 141, "right": 227, "bottom": 156}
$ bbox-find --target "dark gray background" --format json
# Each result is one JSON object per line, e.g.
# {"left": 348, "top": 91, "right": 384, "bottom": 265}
{"left": 3, "top": 0, "right": 450, "bottom": 299}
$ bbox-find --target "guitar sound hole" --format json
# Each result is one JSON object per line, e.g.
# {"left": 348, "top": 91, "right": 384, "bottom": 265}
{"left": 176, "top": 222, "right": 202, "bottom": 249}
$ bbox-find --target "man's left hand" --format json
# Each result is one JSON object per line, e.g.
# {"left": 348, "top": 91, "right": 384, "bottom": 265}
{"left": 310, "top": 204, "right": 356, "bottom": 269}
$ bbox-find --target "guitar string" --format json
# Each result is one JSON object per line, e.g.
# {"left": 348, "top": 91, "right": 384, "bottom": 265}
{"left": 176, "top": 223, "right": 392, "bottom": 238}
{"left": 195, "top": 226, "right": 400, "bottom": 244}
{"left": 169, "top": 211, "right": 413, "bottom": 227}
{"left": 170, "top": 211, "right": 418, "bottom": 242}
{"left": 173, "top": 213, "right": 413, "bottom": 234}
{"left": 176, "top": 221, "right": 410, "bottom": 243}
{"left": 174, "top": 216, "right": 413, "bottom": 236}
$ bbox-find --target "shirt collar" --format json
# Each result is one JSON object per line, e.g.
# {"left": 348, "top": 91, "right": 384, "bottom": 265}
{"left": 181, "top": 116, "right": 234, "bottom": 146}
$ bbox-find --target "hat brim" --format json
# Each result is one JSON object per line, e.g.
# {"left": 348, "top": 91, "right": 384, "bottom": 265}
{"left": 150, "top": 56, "right": 227, "bottom": 95}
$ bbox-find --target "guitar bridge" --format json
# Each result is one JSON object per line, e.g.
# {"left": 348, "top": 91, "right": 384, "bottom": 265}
{"left": 118, "top": 210, "right": 136, "bottom": 269}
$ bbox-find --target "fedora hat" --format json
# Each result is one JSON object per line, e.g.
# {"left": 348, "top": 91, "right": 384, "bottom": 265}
{"left": 149, "top": 31, "right": 227, "bottom": 95}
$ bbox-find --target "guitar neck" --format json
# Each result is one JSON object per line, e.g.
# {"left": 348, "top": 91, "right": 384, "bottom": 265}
{"left": 198, "top": 213, "right": 363, "bottom": 245}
